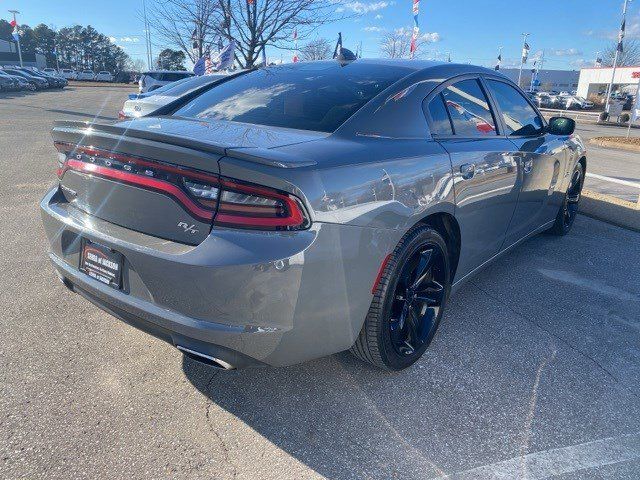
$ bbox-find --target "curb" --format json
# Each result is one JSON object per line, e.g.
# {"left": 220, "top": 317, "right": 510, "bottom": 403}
{"left": 580, "top": 190, "right": 640, "bottom": 233}
{"left": 588, "top": 138, "right": 640, "bottom": 153}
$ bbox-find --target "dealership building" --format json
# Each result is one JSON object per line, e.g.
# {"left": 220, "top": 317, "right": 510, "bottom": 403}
{"left": 577, "top": 66, "right": 640, "bottom": 99}
{"left": 0, "top": 39, "right": 47, "bottom": 69}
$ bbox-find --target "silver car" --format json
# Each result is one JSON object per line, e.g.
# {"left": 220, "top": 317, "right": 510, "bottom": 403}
{"left": 119, "top": 74, "right": 227, "bottom": 119}
{"left": 41, "top": 60, "right": 586, "bottom": 370}
{"left": 138, "top": 70, "right": 194, "bottom": 93}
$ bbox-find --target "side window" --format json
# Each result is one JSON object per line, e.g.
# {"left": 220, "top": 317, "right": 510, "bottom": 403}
{"left": 486, "top": 79, "right": 544, "bottom": 136}
{"left": 442, "top": 79, "right": 497, "bottom": 136}
{"left": 426, "top": 94, "right": 453, "bottom": 136}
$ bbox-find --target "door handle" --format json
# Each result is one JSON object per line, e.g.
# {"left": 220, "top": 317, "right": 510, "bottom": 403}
{"left": 523, "top": 159, "right": 533, "bottom": 174}
{"left": 460, "top": 163, "right": 475, "bottom": 180}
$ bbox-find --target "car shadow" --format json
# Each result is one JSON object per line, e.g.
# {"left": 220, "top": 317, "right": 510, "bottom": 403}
{"left": 46, "top": 108, "right": 114, "bottom": 121}
{"left": 180, "top": 216, "right": 640, "bottom": 479}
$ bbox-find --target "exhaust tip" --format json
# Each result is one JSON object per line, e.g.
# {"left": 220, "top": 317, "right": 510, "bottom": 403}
{"left": 177, "top": 345, "right": 235, "bottom": 370}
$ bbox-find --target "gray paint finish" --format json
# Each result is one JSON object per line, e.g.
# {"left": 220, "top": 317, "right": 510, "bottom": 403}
{"left": 41, "top": 60, "right": 587, "bottom": 367}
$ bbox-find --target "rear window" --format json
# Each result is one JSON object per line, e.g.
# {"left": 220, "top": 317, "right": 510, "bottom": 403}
{"left": 174, "top": 62, "right": 413, "bottom": 133}
{"left": 161, "top": 72, "right": 192, "bottom": 82}
{"left": 162, "top": 75, "right": 225, "bottom": 97}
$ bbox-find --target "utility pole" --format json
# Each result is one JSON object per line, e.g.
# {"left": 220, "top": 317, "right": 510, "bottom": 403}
{"left": 142, "top": 0, "right": 153, "bottom": 69}
{"left": 605, "top": 0, "right": 630, "bottom": 113}
{"left": 517, "top": 33, "right": 530, "bottom": 88}
{"left": 8, "top": 10, "right": 23, "bottom": 67}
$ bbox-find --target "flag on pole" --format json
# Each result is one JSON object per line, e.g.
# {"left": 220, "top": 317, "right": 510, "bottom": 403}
{"left": 193, "top": 56, "right": 205, "bottom": 76}
{"left": 617, "top": 18, "right": 625, "bottom": 53}
{"left": 292, "top": 29, "right": 298, "bottom": 41}
{"left": 495, "top": 52, "right": 502, "bottom": 70}
{"left": 410, "top": 0, "right": 420, "bottom": 59}
{"left": 521, "top": 42, "right": 530, "bottom": 63}
{"left": 205, "top": 55, "right": 214, "bottom": 75}
{"left": 332, "top": 32, "right": 343, "bottom": 59}
{"left": 213, "top": 40, "right": 235, "bottom": 70}
{"left": 10, "top": 19, "right": 17, "bottom": 28}
{"left": 595, "top": 54, "right": 602, "bottom": 68}
{"left": 12, "top": 25, "right": 19, "bottom": 42}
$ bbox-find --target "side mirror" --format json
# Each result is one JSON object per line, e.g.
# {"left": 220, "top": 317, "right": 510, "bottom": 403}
{"left": 547, "top": 116, "right": 575, "bottom": 136}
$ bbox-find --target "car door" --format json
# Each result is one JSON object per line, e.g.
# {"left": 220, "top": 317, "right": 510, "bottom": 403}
{"left": 424, "top": 76, "right": 521, "bottom": 280}
{"left": 483, "top": 78, "right": 567, "bottom": 247}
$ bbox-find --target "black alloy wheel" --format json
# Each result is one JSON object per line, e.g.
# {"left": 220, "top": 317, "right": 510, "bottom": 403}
{"left": 351, "top": 225, "right": 451, "bottom": 370}
{"left": 548, "top": 162, "right": 584, "bottom": 236}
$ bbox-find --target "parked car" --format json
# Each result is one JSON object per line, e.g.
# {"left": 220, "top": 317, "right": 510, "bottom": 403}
{"left": 120, "top": 74, "right": 227, "bottom": 118}
{"left": 0, "top": 74, "right": 17, "bottom": 92}
{"left": 43, "top": 68, "right": 57, "bottom": 75}
{"left": 59, "top": 69, "right": 77, "bottom": 80}
{"left": 41, "top": 60, "right": 586, "bottom": 370}
{"left": 564, "top": 96, "right": 594, "bottom": 110}
{"left": 534, "top": 92, "right": 562, "bottom": 108}
{"left": 1, "top": 68, "right": 48, "bottom": 90}
{"left": 95, "top": 71, "right": 114, "bottom": 82}
{"left": 138, "top": 70, "right": 194, "bottom": 93}
{"left": 0, "top": 70, "right": 35, "bottom": 91}
{"left": 76, "top": 70, "right": 96, "bottom": 81}
{"left": 19, "top": 68, "right": 64, "bottom": 88}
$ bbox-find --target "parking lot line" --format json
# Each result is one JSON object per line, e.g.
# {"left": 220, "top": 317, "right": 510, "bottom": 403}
{"left": 586, "top": 172, "right": 640, "bottom": 190}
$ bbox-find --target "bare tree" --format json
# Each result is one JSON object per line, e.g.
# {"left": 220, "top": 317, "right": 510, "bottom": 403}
{"left": 214, "top": 0, "right": 348, "bottom": 68}
{"left": 379, "top": 28, "right": 438, "bottom": 59}
{"left": 380, "top": 30, "right": 409, "bottom": 59}
{"left": 150, "top": 0, "right": 221, "bottom": 63}
{"left": 602, "top": 39, "right": 640, "bottom": 67}
{"left": 300, "top": 38, "right": 332, "bottom": 61}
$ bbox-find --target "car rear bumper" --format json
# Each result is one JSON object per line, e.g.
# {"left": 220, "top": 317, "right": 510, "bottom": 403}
{"left": 41, "top": 186, "right": 392, "bottom": 367}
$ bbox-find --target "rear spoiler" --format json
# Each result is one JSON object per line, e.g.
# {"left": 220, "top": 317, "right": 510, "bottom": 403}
{"left": 51, "top": 120, "right": 317, "bottom": 169}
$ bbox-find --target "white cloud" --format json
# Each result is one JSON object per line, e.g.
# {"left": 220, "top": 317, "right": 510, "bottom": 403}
{"left": 395, "top": 27, "right": 441, "bottom": 43}
{"left": 570, "top": 58, "right": 589, "bottom": 68}
{"left": 363, "top": 26, "right": 383, "bottom": 32}
{"left": 552, "top": 48, "right": 583, "bottom": 57}
{"left": 375, "top": 14, "right": 383, "bottom": 19}
{"left": 340, "top": 1, "right": 393, "bottom": 14}
{"left": 108, "top": 36, "right": 116, "bottom": 43}
{"left": 119, "top": 37, "right": 140, "bottom": 43}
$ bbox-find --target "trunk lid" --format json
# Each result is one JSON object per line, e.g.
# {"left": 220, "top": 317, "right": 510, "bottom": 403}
{"left": 53, "top": 118, "right": 320, "bottom": 245}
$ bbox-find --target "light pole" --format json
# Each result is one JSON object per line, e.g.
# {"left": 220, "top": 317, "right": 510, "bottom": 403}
{"left": 605, "top": 0, "right": 631, "bottom": 113}
{"left": 142, "top": 0, "right": 153, "bottom": 69}
{"left": 517, "top": 33, "right": 530, "bottom": 88}
{"left": 8, "top": 10, "right": 23, "bottom": 67}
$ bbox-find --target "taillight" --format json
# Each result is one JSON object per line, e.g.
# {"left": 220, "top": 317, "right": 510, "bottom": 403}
{"left": 118, "top": 110, "right": 128, "bottom": 120}
{"left": 54, "top": 142, "right": 310, "bottom": 231}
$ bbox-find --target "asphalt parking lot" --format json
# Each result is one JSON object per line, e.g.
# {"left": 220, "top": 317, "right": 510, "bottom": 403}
{"left": 2, "top": 87, "right": 640, "bottom": 479}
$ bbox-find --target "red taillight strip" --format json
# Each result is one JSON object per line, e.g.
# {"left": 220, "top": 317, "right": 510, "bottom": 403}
{"left": 217, "top": 178, "right": 305, "bottom": 228}
{"left": 56, "top": 143, "right": 219, "bottom": 184}
{"left": 63, "top": 159, "right": 214, "bottom": 222}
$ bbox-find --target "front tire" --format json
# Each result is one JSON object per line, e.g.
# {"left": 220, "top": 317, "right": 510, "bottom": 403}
{"left": 350, "top": 225, "right": 451, "bottom": 371}
{"left": 547, "top": 162, "right": 584, "bottom": 236}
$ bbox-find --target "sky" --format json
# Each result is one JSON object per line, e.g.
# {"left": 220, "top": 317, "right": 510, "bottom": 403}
{"left": 5, "top": 0, "right": 640, "bottom": 70}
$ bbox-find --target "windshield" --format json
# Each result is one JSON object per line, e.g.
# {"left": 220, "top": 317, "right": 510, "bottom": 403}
{"left": 174, "top": 62, "right": 413, "bottom": 133}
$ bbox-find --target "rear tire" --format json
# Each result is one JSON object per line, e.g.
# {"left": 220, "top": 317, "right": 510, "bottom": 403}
{"left": 547, "top": 162, "right": 584, "bottom": 236}
{"left": 350, "top": 225, "right": 451, "bottom": 371}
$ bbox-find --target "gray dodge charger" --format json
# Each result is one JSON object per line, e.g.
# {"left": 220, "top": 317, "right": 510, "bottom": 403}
{"left": 41, "top": 59, "right": 586, "bottom": 370}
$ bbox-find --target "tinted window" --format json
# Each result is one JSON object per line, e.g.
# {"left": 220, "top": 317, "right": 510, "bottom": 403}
{"left": 487, "top": 80, "right": 544, "bottom": 136}
{"left": 174, "top": 63, "right": 413, "bottom": 133}
{"left": 162, "top": 74, "right": 225, "bottom": 97}
{"left": 426, "top": 94, "right": 453, "bottom": 135}
{"left": 161, "top": 72, "right": 192, "bottom": 82}
{"left": 442, "top": 79, "right": 496, "bottom": 136}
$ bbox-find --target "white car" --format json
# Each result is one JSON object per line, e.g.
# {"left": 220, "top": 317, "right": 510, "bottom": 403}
{"left": 59, "top": 69, "right": 77, "bottom": 80}
{"left": 76, "top": 70, "right": 96, "bottom": 81}
{"left": 95, "top": 71, "right": 114, "bottom": 82}
{"left": 138, "top": 70, "right": 194, "bottom": 93}
{"left": 120, "top": 74, "right": 227, "bottom": 119}
{"left": 564, "top": 96, "right": 594, "bottom": 110}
